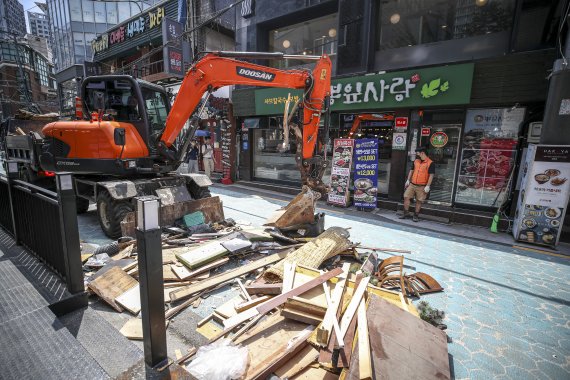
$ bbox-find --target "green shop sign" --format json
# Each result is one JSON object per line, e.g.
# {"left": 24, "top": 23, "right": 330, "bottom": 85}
{"left": 254, "top": 63, "right": 474, "bottom": 115}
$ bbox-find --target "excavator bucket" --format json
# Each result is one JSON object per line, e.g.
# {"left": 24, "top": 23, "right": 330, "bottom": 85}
{"left": 264, "top": 186, "right": 321, "bottom": 229}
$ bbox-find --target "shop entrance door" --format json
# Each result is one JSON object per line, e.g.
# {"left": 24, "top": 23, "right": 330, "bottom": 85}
{"left": 417, "top": 125, "right": 462, "bottom": 205}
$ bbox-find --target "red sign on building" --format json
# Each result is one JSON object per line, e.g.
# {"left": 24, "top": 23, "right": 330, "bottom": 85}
{"left": 421, "top": 127, "right": 431, "bottom": 136}
{"left": 395, "top": 117, "right": 408, "bottom": 128}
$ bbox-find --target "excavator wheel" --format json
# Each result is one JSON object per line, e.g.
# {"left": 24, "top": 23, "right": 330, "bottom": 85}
{"left": 187, "top": 182, "right": 211, "bottom": 200}
{"left": 96, "top": 190, "right": 133, "bottom": 239}
{"left": 76, "top": 197, "right": 90, "bottom": 214}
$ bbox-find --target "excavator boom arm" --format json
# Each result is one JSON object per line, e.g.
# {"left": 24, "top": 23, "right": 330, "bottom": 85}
{"left": 161, "top": 52, "right": 332, "bottom": 161}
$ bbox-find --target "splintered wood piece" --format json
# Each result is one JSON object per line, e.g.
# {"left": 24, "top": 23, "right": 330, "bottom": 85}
{"left": 235, "top": 295, "right": 272, "bottom": 313}
{"left": 115, "top": 284, "right": 141, "bottom": 315}
{"left": 223, "top": 268, "right": 343, "bottom": 332}
{"left": 285, "top": 296, "right": 327, "bottom": 317}
{"left": 281, "top": 306, "right": 322, "bottom": 325}
{"left": 274, "top": 345, "right": 319, "bottom": 379}
{"left": 215, "top": 295, "right": 246, "bottom": 319}
{"left": 171, "top": 257, "right": 229, "bottom": 280}
{"left": 340, "top": 277, "right": 370, "bottom": 339}
{"left": 176, "top": 240, "right": 228, "bottom": 269}
{"left": 165, "top": 294, "right": 201, "bottom": 320}
{"left": 282, "top": 261, "right": 296, "bottom": 293}
{"left": 169, "top": 252, "right": 288, "bottom": 302}
{"left": 318, "top": 263, "right": 349, "bottom": 346}
{"left": 294, "top": 367, "right": 338, "bottom": 379}
{"left": 357, "top": 300, "right": 372, "bottom": 380}
{"left": 120, "top": 318, "right": 169, "bottom": 340}
{"left": 236, "top": 279, "right": 252, "bottom": 301}
{"left": 245, "top": 283, "right": 283, "bottom": 295}
{"left": 197, "top": 313, "right": 213, "bottom": 327}
{"left": 88, "top": 266, "right": 138, "bottom": 312}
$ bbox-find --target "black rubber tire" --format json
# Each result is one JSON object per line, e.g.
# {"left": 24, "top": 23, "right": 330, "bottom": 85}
{"left": 188, "top": 182, "right": 211, "bottom": 199}
{"left": 76, "top": 197, "right": 90, "bottom": 214}
{"left": 96, "top": 190, "right": 133, "bottom": 239}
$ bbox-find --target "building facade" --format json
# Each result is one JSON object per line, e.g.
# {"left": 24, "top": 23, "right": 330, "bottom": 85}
{"left": 0, "top": 0, "right": 26, "bottom": 37}
{"left": 0, "top": 39, "right": 58, "bottom": 119}
{"left": 28, "top": 11, "right": 50, "bottom": 39}
{"left": 231, "top": 0, "right": 566, "bottom": 232}
{"left": 45, "top": 0, "right": 164, "bottom": 116}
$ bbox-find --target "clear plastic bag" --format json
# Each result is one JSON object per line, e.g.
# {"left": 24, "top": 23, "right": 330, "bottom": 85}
{"left": 186, "top": 339, "right": 249, "bottom": 380}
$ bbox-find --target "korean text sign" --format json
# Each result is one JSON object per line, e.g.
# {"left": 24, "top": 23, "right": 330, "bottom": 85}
{"left": 254, "top": 63, "right": 474, "bottom": 115}
{"left": 353, "top": 139, "right": 379, "bottom": 209}
{"left": 328, "top": 139, "right": 355, "bottom": 207}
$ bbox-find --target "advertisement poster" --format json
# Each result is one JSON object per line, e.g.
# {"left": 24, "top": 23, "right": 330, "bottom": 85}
{"left": 455, "top": 108, "right": 525, "bottom": 206}
{"left": 328, "top": 139, "right": 355, "bottom": 207}
{"left": 353, "top": 139, "right": 379, "bottom": 209}
{"left": 514, "top": 145, "right": 570, "bottom": 247}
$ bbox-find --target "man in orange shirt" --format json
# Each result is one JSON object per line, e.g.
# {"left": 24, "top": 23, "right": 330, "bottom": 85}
{"left": 399, "top": 147, "right": 434, "bottom": 222}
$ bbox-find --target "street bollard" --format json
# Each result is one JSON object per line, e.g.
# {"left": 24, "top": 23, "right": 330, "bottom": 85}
{"left": 135, "top": 196, "right": 167, "bottom": 367}
{"left": 55, "top": 173, "right": 85, "bottom": 294}
{"left": 5, "top": 160, "right": 19, "bottom": 243}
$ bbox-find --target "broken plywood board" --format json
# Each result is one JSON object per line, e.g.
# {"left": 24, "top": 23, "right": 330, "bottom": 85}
{"left": 88, "top": 266, "right": 138, "bottom": 312}
{"left": 215, "top": 295, "right": 246, "bottom": 320}
{"left": 120, "top": 318, "right": 169, "bottom": 340}
{"left": 171, "top": 257, "right": 228, "bottom": 280}
{"left": 293, "top": 367, "right": 338, "bottom": 379}
{"left": 176, "top": 241, "right": 228, "bottom": 269}
{"left": 345, "top": 295, "right": 450, "bottom": 380}
{"left": 274, "top": 344, "right": 319, "bottom": 379}
{"left": 196, "top": 321, "right": 223, "bottom": 340}
{"left": 237, "top": 316, "right": 312, "bottom": 380}
{"left": 115, "top": 284, "right": 141, "bottom": 314}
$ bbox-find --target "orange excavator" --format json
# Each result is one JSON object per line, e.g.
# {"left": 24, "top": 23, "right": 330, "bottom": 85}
{"left": 346, "top": 113, "right": 394, "bottom": 138}
{"left": 4, "top": 52, "right": 332, "bottom": 238}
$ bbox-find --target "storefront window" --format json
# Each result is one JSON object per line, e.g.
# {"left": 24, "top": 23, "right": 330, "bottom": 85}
{"left": 253, "top": 117, "right": 301, "bottom": 183}
{"left": 377, "top": 0, "right": 516, "bottom": 50}
{"left": 269, "top": 13, "right": 338, "bottom": 70}
{"left": 408, "top": 110, "right": 463, "bottom": 205}
{"left": 339, "top": 113, "right": 394, "bottom": 195}
{"left": 455, "top": 108, "right": 525, "bottom": 207}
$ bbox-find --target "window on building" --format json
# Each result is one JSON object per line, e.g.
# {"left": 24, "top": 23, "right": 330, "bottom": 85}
{"left": 268, "top": 13, "right": 339, "bottom": 70}
{"left": 94, "top": 1, "right": 106, "bottom": 23}
{"left": 118, "top": 2, "right": 131, "bottom": 22}
{"left": 106, "top": 2, "right": 118, "bottom": 23}
{"left": 377, "top": 0, "right": 516, "bottom": 51}
{"left": 69, "top": 0, "right": 82, "bottom": 22}
{"left": 82, "top": 0, "right": 94, "bottom": 22}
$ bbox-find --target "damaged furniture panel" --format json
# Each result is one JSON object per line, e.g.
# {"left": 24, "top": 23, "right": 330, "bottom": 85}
{"left": 264, "top": 185, "right": 320, "bottom": 228}
{"left": 375, "top": 255, "right": 406, "bottom": 295}
{"left": 404, "top": 272, "right": 445, "bottom": 297}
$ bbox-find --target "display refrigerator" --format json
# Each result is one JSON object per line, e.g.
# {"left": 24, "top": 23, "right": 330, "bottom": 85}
{"left": 513, "top": 145, "right": 570, "bottom": 247}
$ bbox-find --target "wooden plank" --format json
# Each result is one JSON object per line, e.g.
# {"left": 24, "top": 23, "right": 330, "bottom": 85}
{"left": 163, "top": 264, "right": 179, "bottom": 282}
{"left": 88, "top": 266, "right": 138, "bottom": 312}
{"left": 294, "top": 367, "right": 338, "bottom": 379}
{"left": 282, "top": 261, "right": 296, "bottom": 293}
{"left": 176, "top": 240, "right": 228, "bottom": 270}
{"left": 115, "top": 284, "right": 141, "bottom": 315}
{"left": 285, "top": 296, "right": 327, "bottom": 317}
{"left": 169, "top": 252, "right": 288, "bottom": 302}
{"left": 274, "top": 344, "right": 319, "bottom": 379}
{"left": 235, "top": 295, "right": 272, "bottom": 313}
{"left": 120, "top": 319, "right": 169, "bottom": 340}
{"left": 223, "top": 267, "right": 343, "bottom": 331}
{"left": 357, "top": 301, "right": 372, "bottom": 380}
{"left": 345, "top": 295, "right": 450, "bottom": 380}
{"left": 281, "top": 306, "right": 322, "bottom": 325}
{"left": 215, "top": 295, "right": 246, "bottom": 319}
{"left": 236, "top": 279, "right": 252, "bottom": 301}
{"left": 197, "top": 313, "right": 213, "bottom": 328}
{"left": 245, "top": 283, "right": 283, "bottom": 295}
{"left": 318, "top": 263, "right": 349, "bottom": 346}
{"left": 165, "top": 294, "right": 201, "bottom": 320}
{"left": 340, "top": 277, "right": 370, "bottom": 339}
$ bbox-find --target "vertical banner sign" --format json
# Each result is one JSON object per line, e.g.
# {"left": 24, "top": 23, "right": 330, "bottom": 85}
{"left": 221, "top": 122, "right": 233, "bottom": 183}
{"left": 162, "top": 18, "right": 184, "bottom": 77}
{"left": 514, "top": 145, "right": 570, "bottom": 247}
{"left": 353, "top": 139, "right": 379, "bottom": 209}
{"left": 328, "top": 139, "right": 355, "bottom": 207}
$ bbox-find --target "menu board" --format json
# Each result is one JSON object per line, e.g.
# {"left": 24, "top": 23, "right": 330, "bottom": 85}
{"left": 455, "top": 108, "right": 525, "bottom": 206}
{"left": 353, "top": 139, "right": 379, "bottom": 209}
{"left": 328, "top": 139, "right": 355, "bottom": 207}
{"left": 513, "top": 145, "right": 570, "bottom": 247}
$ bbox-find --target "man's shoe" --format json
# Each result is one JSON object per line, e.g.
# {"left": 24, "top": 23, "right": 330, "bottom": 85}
{"left": 412, "top": 213, "right": 419, "bottom": 222}
{"left": 398, "top": 211, "right": 409, "bottom": 219}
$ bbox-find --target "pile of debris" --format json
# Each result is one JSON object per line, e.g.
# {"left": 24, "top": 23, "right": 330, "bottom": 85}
{"left": 81, "top": 187, "right": 449, "bottom": 379}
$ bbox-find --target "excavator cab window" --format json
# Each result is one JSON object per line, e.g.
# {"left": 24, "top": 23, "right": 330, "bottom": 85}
{"left": 84, "top": 79, "right": 140, "bottom": 122}
{"left": 141, "top": 86, "right": 169, "bottom": 148}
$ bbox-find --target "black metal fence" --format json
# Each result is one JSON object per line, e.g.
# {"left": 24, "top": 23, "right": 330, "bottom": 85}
{"left": 0, "top": 168, "right": 84, "bottom": 295}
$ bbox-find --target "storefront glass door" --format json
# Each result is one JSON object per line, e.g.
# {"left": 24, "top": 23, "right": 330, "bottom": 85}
{"left": 409, "top": 123, "right": 462, "bottom": 205}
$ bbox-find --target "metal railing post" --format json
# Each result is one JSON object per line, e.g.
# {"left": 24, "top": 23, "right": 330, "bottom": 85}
{"left": 56, "top": 172, "right": 84, "bottom": 294}
{"left": 5, "top": 160, "right": 19, "bottom": 243}
{"left": 135, "top": 196, "right": 167, "bottom": 367}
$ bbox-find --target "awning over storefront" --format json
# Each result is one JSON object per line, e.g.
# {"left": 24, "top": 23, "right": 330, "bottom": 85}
{"left": 243, "top": 118, "right": 261, "bottom": 129}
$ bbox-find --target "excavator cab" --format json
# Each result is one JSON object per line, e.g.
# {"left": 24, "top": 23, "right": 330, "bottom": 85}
{"left": 82, "top": 75, "right": 170, "bottom": 156}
